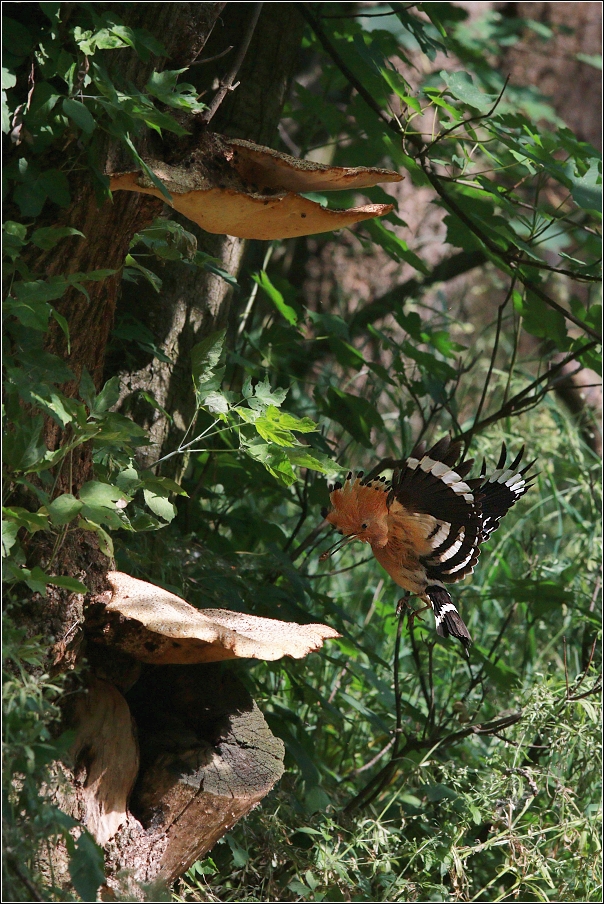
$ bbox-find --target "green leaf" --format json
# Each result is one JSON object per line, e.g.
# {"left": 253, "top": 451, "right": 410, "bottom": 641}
{"left": 285, "top": 447, "right": 338, "bottom": 476}
{"left": 79, "top": 481, "right": 127, "bottom": 507}
{"left": 191, "top": 330, "right": 226, "bottom": 386}
{"left": 62, "top": 97, "right": 96, "bottom": 134}
{"left": 79, "top": 369, "right": 97, "bottom": 408}
{"left": 254, "top": 406, "right": 317, "bottom": 446}
{"left": 68, "top": 831, "right": 105, "bottom": 902}
{"left": 254, "top": 271, "right": 299, "bottom": 326}
{"left": 519, "top": 289, "right": 568, "bottom": 348}
{"left": 319, "top": 387, "right": 384, "bottom": 448}
{"left": 30, "top": 225, "right": 85, "bottom": 251}
{"left": 3, "top": 506, "right": 49, "bottom": 534}
{"left": 442, "top": 70, "right": 498, "bottom": 111}
{"left": 121, "top": 132, "right": 172, "bottom": 202}
{"left": 78, "top": 518, "right": 114, "bottom": 557}
{"left": 362, "top": 219, "right": 429, "bottom": 273}
{"left": 2, "top": 520, "right": 19, "bottom": 556}
{"left": 46, "top": 575, "right": 88, "bottom": 593}
{"left": 47, "top": 494, "right": 83, "bottom": 526}
{"left": 3, "top": 415, "right": 47, "bottom": 472}
{"left": 249, "top": 376, "right": 288, "bottom": 411}
{"left": 37, "top": 169, "right": 71, "bottom": 207}
{"left": 92, "top": 376, "right": 121, "bottom": 415}
{"left": 143, "top": 489, "right": 177, "bottom": 523}
{"left": 569, "top": 159, "right": 602, "bottom": 212}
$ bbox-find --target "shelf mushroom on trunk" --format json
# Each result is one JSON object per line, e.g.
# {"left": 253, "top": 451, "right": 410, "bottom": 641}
{"left": 65, "top": 572, "right": 339, "bottom": 891}
{"left": 109, "top": 130, "right": 403, "bottom": 240}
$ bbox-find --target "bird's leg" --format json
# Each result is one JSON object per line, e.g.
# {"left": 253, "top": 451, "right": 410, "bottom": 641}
{"left": 396, "top": 593, "right": 430, "bottom": 628}
{"left": 396, "top": 592, "right": 411, "bottom": 619}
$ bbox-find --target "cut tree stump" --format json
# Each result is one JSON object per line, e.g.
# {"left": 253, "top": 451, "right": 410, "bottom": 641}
{"left": 125, "top": 664, "right": 284, "bottom": 883}
{"left": 52, "top": 573, "right": 340, "bottom": 893}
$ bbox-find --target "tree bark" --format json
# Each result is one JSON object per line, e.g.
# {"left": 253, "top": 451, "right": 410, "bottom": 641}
{"left": 112, "top": 3, "right": 305, "bottom": 476}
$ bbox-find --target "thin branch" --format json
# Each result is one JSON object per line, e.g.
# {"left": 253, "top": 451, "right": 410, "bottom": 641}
{"left": 298, "top": 3, "right": 601, "bottom": 341}
{"left": 295, "top": 2, "right": 393, "bottom": 131}
{"left": 291, "top": 518, "right": 329, "bottom": 563}
{"left": 416, "top": 163, "right": 602, "bottom": 341}
{"left": 455, "top": 340, "right": 600, "bottom": 443}
{"left": 307, "top": 556, "right": 374, "bottom": 578}
{"left": 346, "top": 737, "right": 396, "bottom": 776}
{"left": 506, "top": 255, "right": 601, "bottom": 282}
{"left": 343, "top": 710, "right": 523, "bottom": 813}
{"left": 469, "top": 276, "right": 516, "bottom": 448}
{"left": 321, "top": 5, "right": 418, "bottom": 18}
{"left": 191, "top": 44, "right": 234, "bottom": 66}
{"left": 5, "top": 857, "right": 44, "bottom": 903}
{"left": 200, "top": 3, "right": 263, "bottom": 124}
{"left": 422, "top": 75, "right": 511, "bottom": 156}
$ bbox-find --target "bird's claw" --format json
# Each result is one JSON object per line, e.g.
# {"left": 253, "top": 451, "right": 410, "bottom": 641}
{"left": 396, "top": 594, "right": 428, "bottom": 628}
{"left": 396, "top": 592, "right": 412, "bottom": 619}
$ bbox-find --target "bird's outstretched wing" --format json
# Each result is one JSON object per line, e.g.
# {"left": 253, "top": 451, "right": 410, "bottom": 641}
{"left": 388, "top": 436, "right": 484, "bottom": 585}
{"left": 477, "top": 444, "right": 536, "bottom": 543}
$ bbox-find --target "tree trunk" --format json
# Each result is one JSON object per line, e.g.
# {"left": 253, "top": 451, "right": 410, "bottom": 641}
{"left": 113, "top": 3, "right": 305, "bottom": 476}
{"left": 15, "top": 2, "right": 303, "bottom": 892}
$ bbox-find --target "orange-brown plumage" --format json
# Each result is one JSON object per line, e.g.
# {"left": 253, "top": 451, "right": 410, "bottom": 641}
{"left": 323, "top": 438, "right": 535, "bottom": 647}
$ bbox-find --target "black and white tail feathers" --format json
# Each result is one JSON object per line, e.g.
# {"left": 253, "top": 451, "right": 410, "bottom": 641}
{"left": 427, "top": 584, "right": 472, "bottom": 648}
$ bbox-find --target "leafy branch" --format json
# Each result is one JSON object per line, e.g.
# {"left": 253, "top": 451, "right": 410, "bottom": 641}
{"left": 297, "top": 1, "right": 602, "bottom": 343}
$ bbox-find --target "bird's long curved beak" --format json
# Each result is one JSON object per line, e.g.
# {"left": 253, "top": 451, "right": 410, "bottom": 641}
{"left": 319, "top": 534, "right": 356, "bottom": 562}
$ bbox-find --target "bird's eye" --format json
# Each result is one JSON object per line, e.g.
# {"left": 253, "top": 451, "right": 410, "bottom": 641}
{"left": 361, "top": 523, "right": 368, "bottom": 530}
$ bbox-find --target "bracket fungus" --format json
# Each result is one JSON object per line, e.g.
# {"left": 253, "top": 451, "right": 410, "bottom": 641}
{"left": 109, "top": 130, "right": 402, "bottom": 240}
{"left": 92, "top": 570, "right": 341, "bottom": 665}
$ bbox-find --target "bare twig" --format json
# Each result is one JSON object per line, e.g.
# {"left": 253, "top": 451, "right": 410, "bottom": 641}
{"left": 291, "top": 518, "right": 329, "bottom": 563}
{"left": 191, "top": 45, "right": 234, "bottom": 66}
{"left": 455, "top": 340, "right": 600, "bottom": 443}
{"left": 201, "top": 3, "right": 263, "bottom": 124}
{"left": 468, "top": 276, "right": 516, "bottom": 451}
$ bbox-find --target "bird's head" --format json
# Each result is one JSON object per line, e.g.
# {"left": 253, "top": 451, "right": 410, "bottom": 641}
{"left": 322, "top": 473, "right": 390, "bottom": 554}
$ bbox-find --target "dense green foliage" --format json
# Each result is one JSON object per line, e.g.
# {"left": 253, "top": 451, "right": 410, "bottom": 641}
{"left": 2, "top": 2, "right": 601, "bottom": 902}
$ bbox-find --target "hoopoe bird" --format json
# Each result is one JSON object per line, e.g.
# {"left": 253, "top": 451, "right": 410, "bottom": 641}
{"left": 322, "top": 437, "right": 535, "bottom": 648}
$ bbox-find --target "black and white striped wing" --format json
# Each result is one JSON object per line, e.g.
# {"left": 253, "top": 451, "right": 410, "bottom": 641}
{"left": 478, "top": 444, "right": 535, "bottom": 542}
{"left": 389, "top": 437, "right": 484, "bottom": 585}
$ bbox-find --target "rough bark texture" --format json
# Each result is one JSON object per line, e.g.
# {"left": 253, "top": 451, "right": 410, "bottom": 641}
{"left": 113, "top": 3, "right": 305, "bottom": 474}
{"left": 126, "top": 665, "right": 284, "bottom": 885}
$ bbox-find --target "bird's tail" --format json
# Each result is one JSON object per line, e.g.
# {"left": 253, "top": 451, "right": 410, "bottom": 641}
{"left": 426, "top": 585, "right": 472, "bottom": 648}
